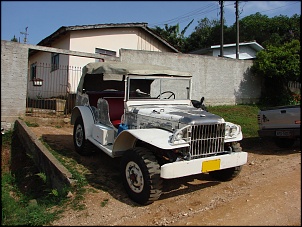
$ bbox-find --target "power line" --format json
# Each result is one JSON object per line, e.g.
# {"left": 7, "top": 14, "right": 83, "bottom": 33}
{"left": 257, "top": 1, "right": 300, "bottom": 14}
{"left": 149, "top": 1, "right": 299, "bottom": 29}
{"left": 149, "top": 2, "right": 218, "bottom": 27}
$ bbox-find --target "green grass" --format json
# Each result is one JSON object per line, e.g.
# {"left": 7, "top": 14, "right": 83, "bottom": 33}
{"left": 1, "top": 173, "right": 60, "bottom": 226}
{"left": 25, "top": 121, "right": 39, "bottom": 127}
{"left": 2, "top": 130, "right": 13, "bottom": 147}
{"left": 207, "top": 104, "right": 260, "bottom": 138}
{"left": 1, "top": 131, "right": 65, "bottom": 225}
{"left": 101, "top": 198, "right": 109, "bottom": 207}
{"left": 1, "top": 130, "right": 86, "bottom": 226}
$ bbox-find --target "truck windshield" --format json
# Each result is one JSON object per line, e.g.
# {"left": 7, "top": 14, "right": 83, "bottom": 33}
{"left": 127, "top": 76, "right": 191, "bottom": 100}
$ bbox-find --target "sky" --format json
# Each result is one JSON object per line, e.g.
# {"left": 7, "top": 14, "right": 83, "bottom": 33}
{"left": 1, "top": 1, "right": 301, "bottom": 45}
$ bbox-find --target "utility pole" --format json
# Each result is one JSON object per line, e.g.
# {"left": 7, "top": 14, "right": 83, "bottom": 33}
{"left": 235, "top": 1, "right": 239, "bottom": 59}
{"left": 219, "top": 1, "right": 224, "bottom": 57}
{"left": 20, "top": 26, "right": 29, "bottom": 44}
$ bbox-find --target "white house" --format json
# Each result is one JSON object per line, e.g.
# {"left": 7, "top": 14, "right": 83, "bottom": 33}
{"left": 27, "top": 22, "right": 179, "bottom": 99}
{"left": 189, "top": 41, "right": 264, "bottom": 60}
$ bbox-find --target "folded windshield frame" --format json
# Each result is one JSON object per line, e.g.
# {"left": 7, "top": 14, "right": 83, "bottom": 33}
{"left": 126, "top": 75, "right": 192, "bottom": 101}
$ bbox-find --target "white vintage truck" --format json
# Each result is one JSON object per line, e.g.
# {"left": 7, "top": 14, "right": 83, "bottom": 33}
{"left": 71, "top": 61, "right": 248, "bottom": 205}
{"left": 258, "top": 105, "right": 300, "bottom": 148}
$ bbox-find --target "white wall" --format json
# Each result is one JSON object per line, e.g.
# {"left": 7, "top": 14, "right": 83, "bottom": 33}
{"left": 120, "top": 49, "right": 261, "bottom": 106}
{"left": 212, "top": 46, "right": 258, "bottom": 59}
{"left": 29, "top": 27, "right": 174, "bottom": 96}
{"left": 1, "top": 40, "right": 262, "bottom": 131}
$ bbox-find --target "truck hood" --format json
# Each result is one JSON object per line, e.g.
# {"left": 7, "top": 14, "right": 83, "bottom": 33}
{"left": 130, "top": 105, "right": 225, "bottom": 125}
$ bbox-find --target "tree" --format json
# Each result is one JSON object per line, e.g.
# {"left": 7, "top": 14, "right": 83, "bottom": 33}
{"left": 182, "top": 17, "right": 221, "bottom": 52}
{"left": 183, "top": 13, "right": 300, "bottom": 52}
{"left": 233, "top": 12, "right": 271, "bottom": 45}
{"left": 152, "top": 19, "right": 194, "bottom": 51}
{"left": 251, "top": 40, "right": 300, "bottom": 106}
{"left": 262, "top": 14, "right": 300, "bottom": 47}
{"left": 227, "top": 13, "right": 301, "bottom": 48}
{"left": 11, "top": 35, "right": 18, "bottom": 42}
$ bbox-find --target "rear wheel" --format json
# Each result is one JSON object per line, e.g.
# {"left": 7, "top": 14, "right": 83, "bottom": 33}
{"left": 73, "top": 116, "right": 94, "bottom": 156}
{"left": 120, "top": 147, "right": 163, "bottom": 205}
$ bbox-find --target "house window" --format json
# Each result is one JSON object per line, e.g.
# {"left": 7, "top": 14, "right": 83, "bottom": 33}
{"left": 51, "top": 53, "right": 59, "bottom": 71}
{"left": 30, "top": 63, "right": 37, "bottom": 80}
{"left": 95, "top": 48, "right": 116, "bottom": 62}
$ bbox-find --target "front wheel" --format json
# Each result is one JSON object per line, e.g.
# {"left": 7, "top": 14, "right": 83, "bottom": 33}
{"left": 120, "top": 147, "right": 163, "bottom": 205}
{"left": 73, "top": 116, "right": 94, "bottom": 156}
{"left": 209, "top": 142, "right": 243, "bottom": 181}
{"left": 209, "top": 166, "right": 242, "bottom": 181}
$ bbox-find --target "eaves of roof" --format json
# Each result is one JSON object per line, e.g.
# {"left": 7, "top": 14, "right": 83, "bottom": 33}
{"left": 36, "top": 22, "right": 180, "bottom": 53}
{"left": 190, "top": 41, "right": 264, "bottom": 55}
{"left": 211, "top": 41, "right": 264, "bottom": 51}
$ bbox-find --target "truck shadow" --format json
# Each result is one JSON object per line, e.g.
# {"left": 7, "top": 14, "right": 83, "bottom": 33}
{"left": 40, "top": 134, "right": 222, "bottom": 206}
{"left": 160, "top": 174, "right": 220, "bottom": 201}
{"left": 40, "top": 134, "right": 300, "bottom": 206}
{"left": 241, "top": 137, "right": 300, "bottom": 155}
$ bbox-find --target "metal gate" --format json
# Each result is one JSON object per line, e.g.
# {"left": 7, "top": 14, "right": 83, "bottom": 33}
{"left": 26, "top": 63, "right": 82, "bottom": 119}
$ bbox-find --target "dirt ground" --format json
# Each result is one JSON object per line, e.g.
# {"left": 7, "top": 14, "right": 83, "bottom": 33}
{"left": 27, "top": 125, "right": 301, "bottom": 226}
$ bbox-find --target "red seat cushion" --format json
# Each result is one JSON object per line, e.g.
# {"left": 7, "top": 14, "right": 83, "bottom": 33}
{"left": 87, "top": 91, "right": 124, "bottom": 128}
{"left": 111, "top": 119, "right": 122, "bottom": 128}
{"left": 104, "top": 97, "right": 124, "bottom": 128}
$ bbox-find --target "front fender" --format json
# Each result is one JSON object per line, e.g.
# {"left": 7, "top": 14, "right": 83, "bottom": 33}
{"left": 112, "top": 128, "right": 189, "bottom": 153}
{"left": 71, "top": 106, "right": 95, "bottom": 139}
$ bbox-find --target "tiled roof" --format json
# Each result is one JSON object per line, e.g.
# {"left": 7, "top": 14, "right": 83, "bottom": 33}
{"left": 37, "top": 22, "right": 179, "bottom": 52}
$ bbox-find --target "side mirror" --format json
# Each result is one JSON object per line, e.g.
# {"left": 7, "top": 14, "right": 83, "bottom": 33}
{"left": 191, "top": 96, "right": 207, "bottom": 111}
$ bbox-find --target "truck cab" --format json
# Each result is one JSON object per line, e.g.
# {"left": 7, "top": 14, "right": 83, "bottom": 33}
{"left": 258, "top": 105, "right": 300, "bottom": 148}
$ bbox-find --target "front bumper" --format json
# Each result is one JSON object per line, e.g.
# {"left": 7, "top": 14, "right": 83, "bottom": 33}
{"left": 160, "top": 151, "right": 248, "bottom": 179}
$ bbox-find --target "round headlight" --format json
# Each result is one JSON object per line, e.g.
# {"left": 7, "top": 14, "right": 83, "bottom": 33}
{"left": 225, "top": 122, "right": 240, "bottom": 138}
{"left": 175, "top": 131, "right": 183, "bottom": 141}
{"left": 170, "top": 125, "right": 191, "bottom": 145}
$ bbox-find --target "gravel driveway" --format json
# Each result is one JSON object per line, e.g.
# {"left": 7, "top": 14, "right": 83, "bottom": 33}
{"left": 29, "top": 126, "right": 301, "bottom": 226}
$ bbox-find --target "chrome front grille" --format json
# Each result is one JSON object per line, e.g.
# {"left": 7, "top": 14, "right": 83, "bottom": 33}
{"left": 189, "top": 124, "right": 225, "bottom": 159}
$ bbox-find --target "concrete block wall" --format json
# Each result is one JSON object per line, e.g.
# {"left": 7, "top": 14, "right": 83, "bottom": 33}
{"left": 14, "top": 119, "right": 74, "bottom": 191}
{"left": 120, "top": 49, "right": 262, "bottom": 106}
{"left": 1, "top": 41, "right": 262, "bottom": 131}
{"left": 1, "top": 40, "right": 116, "bottom": 131}
{"left": 1, "top": 41, "right": 29, "bottom": 131}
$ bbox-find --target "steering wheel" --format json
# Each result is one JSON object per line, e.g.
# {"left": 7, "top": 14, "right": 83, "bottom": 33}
{"left": 156, "top": 91, "right": 175, "bottom": 99}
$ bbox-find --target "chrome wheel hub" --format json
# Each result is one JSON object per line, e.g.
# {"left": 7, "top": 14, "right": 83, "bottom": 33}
{"left": 125, "top": 161, "right": 144, "bottom": 193}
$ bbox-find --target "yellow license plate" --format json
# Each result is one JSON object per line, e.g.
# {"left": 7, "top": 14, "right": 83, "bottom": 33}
{"left": 202, "top": 159, "right": 221, "bottom": 172}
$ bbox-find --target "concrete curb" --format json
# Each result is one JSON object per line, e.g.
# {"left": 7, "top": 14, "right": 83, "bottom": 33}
{"left": 14, "top": 119, "right": 75, "bottom": 191}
